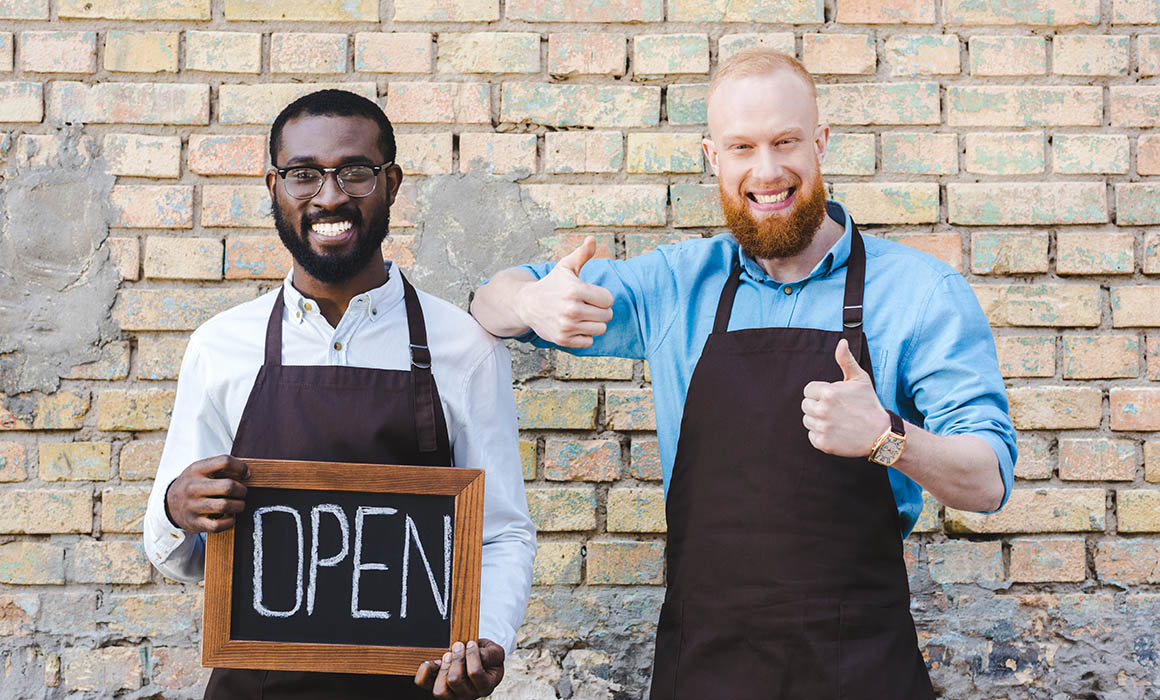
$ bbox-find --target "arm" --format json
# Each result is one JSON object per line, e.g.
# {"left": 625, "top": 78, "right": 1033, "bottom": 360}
{"left": 470, "top": 236, "right": 613, "bottom": 347}
{"left": 143, "top": 340, "right": 246, "bottom": 581}
{"left": 802, "top": 340, "right": 1004, "bottom": 512}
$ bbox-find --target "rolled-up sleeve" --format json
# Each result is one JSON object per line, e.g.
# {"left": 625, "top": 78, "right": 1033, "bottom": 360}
{"left": 454, "top": 340, "right": 537, "bottom": 654}
{"left": 143, "top": 337, "right": 233, "bottom": 582}
{"left": 901, "top": 273, "right": 1017, "bottom": 512}
{"left": 515, "top": 248, "right": 680, "bottom": 360}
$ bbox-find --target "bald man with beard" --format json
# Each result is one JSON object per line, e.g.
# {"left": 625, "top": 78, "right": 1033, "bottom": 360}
{"left": 470, "top": 49, "right": 1016, "bottom": 699}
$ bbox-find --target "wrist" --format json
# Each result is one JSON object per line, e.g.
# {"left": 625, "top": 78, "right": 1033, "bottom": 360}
{"left": 868, "top": 410, "right": 907, "bottom": 466}
{"left": 163, "top": 480, "right": 181, "bottom": 530}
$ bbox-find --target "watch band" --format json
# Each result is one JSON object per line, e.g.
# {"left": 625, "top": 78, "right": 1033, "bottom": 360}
{"left": 887, "top": 409, "right": 905, "bottom": 436}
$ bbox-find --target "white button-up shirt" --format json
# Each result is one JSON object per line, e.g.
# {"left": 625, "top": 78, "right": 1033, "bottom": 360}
{"left": 143, "top": 264, "right": 536, "bottom": 653}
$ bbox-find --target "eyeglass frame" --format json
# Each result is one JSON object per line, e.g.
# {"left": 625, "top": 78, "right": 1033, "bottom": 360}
{"left": 272, "top": 160, "right": 395, "bottom": 200}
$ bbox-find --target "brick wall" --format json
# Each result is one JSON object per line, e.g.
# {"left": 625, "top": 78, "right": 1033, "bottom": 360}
{"left": 0, "top": 1, "right": 1157, "bottom": 697}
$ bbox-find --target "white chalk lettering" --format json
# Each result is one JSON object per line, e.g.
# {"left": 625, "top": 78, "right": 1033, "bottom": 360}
{"left": 306, "top": 504, "right": 350, "bottom": 615}
{"left": 400, "top": 514, "right": 452, "bottom": 620}
{"left": 351, "top": 506, "right": 397, "bottom": 619}
{"left": 252, "top": 505, "right": 304, "bottom": 618}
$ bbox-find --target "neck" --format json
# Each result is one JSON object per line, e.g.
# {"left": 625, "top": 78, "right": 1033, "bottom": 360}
{"left": 291, "top": 254, "right": 389, "bottom": 327}
{"left": 754, "top": 213, "right": 846, "bottom": 282}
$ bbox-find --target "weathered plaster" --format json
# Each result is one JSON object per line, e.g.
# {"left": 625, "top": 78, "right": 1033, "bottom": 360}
{"left": 0, "top": 128, "right": 119, "bottom": 403}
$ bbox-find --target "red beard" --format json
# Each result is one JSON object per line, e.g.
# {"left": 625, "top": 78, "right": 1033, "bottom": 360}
{"left": 720, "top": 173, "right": 827, "bottom": 261}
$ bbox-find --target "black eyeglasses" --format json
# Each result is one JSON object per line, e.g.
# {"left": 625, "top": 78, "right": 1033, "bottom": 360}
{"left": 273, "top": 161, "right": 393, "bottom": 199}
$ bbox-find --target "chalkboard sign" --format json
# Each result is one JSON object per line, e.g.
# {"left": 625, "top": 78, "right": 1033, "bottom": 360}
{"left": 202, "top": 458, "right": 484, "bottom": 676}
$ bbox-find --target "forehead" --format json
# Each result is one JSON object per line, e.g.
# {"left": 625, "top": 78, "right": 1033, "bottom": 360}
{"left": 276, "top": 113, "right": 384, "bottom": 164}
{"left": 707, "top": 71, "right": 818, "bottom": 141}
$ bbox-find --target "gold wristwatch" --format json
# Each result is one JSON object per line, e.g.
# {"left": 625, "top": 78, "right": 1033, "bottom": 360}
{"left": 868, "top": 410, "right": 906, "bottom": 466}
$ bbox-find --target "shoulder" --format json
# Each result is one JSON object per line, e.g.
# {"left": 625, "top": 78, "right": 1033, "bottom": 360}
{"left": 414, "top": 289, "right": 506, "bottom": 367}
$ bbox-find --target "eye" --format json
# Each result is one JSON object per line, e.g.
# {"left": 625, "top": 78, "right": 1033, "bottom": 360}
{"left": 287, "top": 168, "right": 320, "bottom": 182}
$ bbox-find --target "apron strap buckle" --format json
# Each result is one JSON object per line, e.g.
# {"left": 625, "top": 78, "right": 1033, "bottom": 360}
{"left": 843, "top": 304, "right": 863, "bottom": 328}
{"left": 410, "top": 343, "right": 432, "bottom": 369}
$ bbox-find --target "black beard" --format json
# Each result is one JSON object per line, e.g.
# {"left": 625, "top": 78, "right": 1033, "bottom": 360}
{"left": 273, "top": 202, "right": 390, "bottom": 284}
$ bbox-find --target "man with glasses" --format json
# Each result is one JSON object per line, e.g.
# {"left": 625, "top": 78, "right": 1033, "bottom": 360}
{"left": 143, "top": 89, "right": 535, "bottom": 700}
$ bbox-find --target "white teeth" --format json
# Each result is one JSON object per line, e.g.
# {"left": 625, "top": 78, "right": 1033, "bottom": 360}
{"left": 753, "top": 190, "right": 791, "bottom": 204}
{"left": 311, "top": 221, "right": 352, "bottom": 237}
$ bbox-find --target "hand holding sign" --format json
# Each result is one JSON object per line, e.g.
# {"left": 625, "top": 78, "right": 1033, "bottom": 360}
{"left": 514, "top": 236, "right": 614, "bottom": 348}
{"left": 414, "top": 639, "right": 505, "bottom": 699}
{"left": 166, "top": 455, "right": 249, "bottom": 533}
{"left": 801, "top": 339, "right": 892, "bottom": 458}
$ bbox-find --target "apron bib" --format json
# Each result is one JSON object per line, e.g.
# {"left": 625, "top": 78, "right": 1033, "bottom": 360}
{"left": 204, "top": 271, "right": 451, "bottom": 700}
{"left": 649, "top": 228, "right": 935, "bottom": 700}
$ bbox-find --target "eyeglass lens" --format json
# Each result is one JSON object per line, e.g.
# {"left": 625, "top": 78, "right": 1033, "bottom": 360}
{"left": 284, "top": 165, "right": 377, "bottom": 198}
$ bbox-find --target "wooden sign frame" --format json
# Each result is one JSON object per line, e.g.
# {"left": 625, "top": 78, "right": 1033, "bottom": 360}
{"left": 202, "top": 458, "right": 484, "bottom": 675}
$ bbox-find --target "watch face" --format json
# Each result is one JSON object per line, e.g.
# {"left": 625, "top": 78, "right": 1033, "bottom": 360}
{"left": 875, "top": 435, "right": 905, "bottom": 465}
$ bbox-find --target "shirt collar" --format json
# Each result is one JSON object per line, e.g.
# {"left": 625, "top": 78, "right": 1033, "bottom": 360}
{"left": 282, "top": 261, "right": 401, "bottom": 324}
{"left": 737, "top": 200, "right": 855, "bottom": 285}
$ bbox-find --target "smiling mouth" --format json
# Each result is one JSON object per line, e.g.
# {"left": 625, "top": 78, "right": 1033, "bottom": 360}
{"left": 747, "top": 188, "right": 794, "bottom": 204}
{"left": 310, "top": 220, "right": 353, "bottom": 238}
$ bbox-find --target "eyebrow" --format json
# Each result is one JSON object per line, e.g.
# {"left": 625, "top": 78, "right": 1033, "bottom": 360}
{"left": 282, "top": 154, "right": 379, "bottom": 167}
{"left": 720, "top": 127, "right": 804, "bottom": 142}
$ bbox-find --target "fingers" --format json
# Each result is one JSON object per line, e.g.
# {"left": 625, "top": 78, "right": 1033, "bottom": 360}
{"left": 835, "top": 338, "right": 869, "bottom": 382}
{"left": 431, "top": 651, "right": 452, "bottom": 698}
{"left": 557, "top": 236, "right": 597, "bottom": 276}
{"left": 444, "top": 641, "right": 476, "bottom": 698}
{"left": 802, "top": 380, "right": 831, "bottom": 401}
{"left": 414, "top": 659, "right": 440, "bottom": 691}
{"left": 576, "top": 281, "right": 614, "bottom": 309}
{"left": 464, "top": 640, "right": 487, "bottom": 689}
{"left": 208, "top": 455, "right": 250, "bottom": 481}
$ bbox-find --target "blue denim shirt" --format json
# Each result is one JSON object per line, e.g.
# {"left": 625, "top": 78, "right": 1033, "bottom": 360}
{"left": 519, "top": 201, "right": 1016, "bottom": 537}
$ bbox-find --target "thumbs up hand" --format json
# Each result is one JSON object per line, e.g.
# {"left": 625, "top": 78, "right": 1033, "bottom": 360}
{"left": 514, "top": 236, "right": 615, "bottom": 348}
{"left": 801, "top": 338, "right": 892, "bottom": 458}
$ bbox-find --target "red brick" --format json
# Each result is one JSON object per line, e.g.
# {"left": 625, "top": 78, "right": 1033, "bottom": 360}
{"left": 1058, "top": 438, "right": 1136, "bottom": 481}
{"left": 606, "top": 487, "right": 665, "bottom": 533}
{"left": 0, "top": 391, "right": 90, "bottom": 431}
{"left": 355, "top": 32, "right": 432, "bottom": 73}
{"left": 385, "top": 82, "right": 489, "bottom": 124}
{"left": 970, "top": 232, "right": 1049, "bottom": 274}
{"left": 0, "top": 490, "right": 92, "bottom": 534}
{"left": 110, "top": 185, "right": 193, "bottom": 228}
{"left": 270, "top": 32, "right": 346, "bottom": 74}
{"left": 995, "top": 335, "right": 1054, "bottom": 378}
{"left": 119, "top": 440, "right": 164, "bottom": 481}
{"left": 946, "top": 488, "right": 1105, "bottom": 533}
{"left": 19, "top": 31, "right": 96, "bottom": 73}
{"left": 0, "top": 442, "right": 29, "bottom": 482}
{"left": 509, "top": 0, "right": 662, "bottom": 21}
{"left": 543, "top": 439, "right": 620, "bottom": 481}
{"left": 1015, "top": 435, "right": 1053, "bottom": 480}
{"left": 1057, "top": 232, "right": 1134, "bottom": 275}
{"left": 585, "top": 539, "right": 664, "bottom": 584}
{"left": 548, "top": 33, "right": 626, "bottom": 76}
{"left": 1010, "top": 537, "right": 1086, "bottom": 583}
{"left": 1117, "top": 489, "right": 1160, "bottom": 532}
{"left": 0, "top": 82, "right": 42, "bottom": 122}
{"left": 1111, "top": 87, "right": 1160, "bottom": 127}
{"left": 114, "top": 289, "right": 254, "bottom": 331}
{"left": 630, "top": 439, "right": 662, "bottom": 480}
{"left": 1147, "top": 335, "right": 1160, "bottom": 380}
{"left": 96, "top": 389, "right": 174, "bottom": 431}
{"left": 101, "top": 487, "right": 150, "bottom": 533}
{"left": 225, "top": 235, "right": 291, "bottom": 280}
{"left": 1139, "top": 135, "right": 1160, "bottom": 176}
{"left": 48, "top": 82, "right": 208, "bottom": 125}
{"left": 137, "top": 334, "right": 189, "bottom": 381}
{"left": 188, "top": 134, "right": 266, "bottom": 176}
{"left": 927, "top": 541, "right": 1003, "bottom": 584}
{"left": 1063, "top": 335, "right": 1138, "bottom": 379}
{"left": 1112, "top": 286, "right": 1160, "bottom": 327}
{"left": 1111, "top": 388, "right": 1160, "bottom": 431}
{"left": 605, "top": 389, "right": 656, "bottom": 431}
{"left": 514, "top": 388, "right": 597, "bottom": 429}
{"left": 1008, "top": 386, "right": 1101, "bottom": 428}
{"left": 836, "top": 0, "right": 933, "bottom": 23}
{"left": 1095, "top": 539, "right": 1160, "bottom": 585}
{"left": 525, "top": 486, "right": 596, "bottom": 531}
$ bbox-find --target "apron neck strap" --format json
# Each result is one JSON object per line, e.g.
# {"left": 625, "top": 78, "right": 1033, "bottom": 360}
{"left": 399, "top": 271, "right": 440, "bottom": 453}
{"left": 842, "top": 223, "right": 867, "bottom": 361}
{"left": 712, "top": 221, "right": 868, "bottom": 356}
{"left": 264, "top": 288, "right": 286, "bottom": 367}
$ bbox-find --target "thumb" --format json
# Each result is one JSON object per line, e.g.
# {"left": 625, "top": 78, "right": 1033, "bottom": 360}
{"left": 556, "top": 236, "right": 596, "bottom": 276}
{"left": 835, "top": 338, "right": 869, "bottom": 382}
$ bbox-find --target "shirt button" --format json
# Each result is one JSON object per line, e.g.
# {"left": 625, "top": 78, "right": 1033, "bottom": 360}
{"left": 334, "top": 341, "right": 343, "bottom": 351}
{"left": 371, "top": 308, "right": 377, "bottom": 315}
{"left": 784, "top": 286, "right": 793, "bottom": 295}
{"left": 295, "top": 311, "right": 301, "bottom": 318}
{"left": 304, "top": 302, "right": 313, "bottom": 311}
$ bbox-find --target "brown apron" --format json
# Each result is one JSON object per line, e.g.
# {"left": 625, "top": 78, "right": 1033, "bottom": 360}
{"left": 204, "top": 271, "right": 451, "bottom": 700}
{"left": 648, "top": 227, "right": 935, "bottom": 700}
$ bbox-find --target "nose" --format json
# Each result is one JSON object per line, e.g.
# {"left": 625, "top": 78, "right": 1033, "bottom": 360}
{"left": 751, "top": 146, "right": 786, "bottom": 184}
{"left": 310, "top": 171, "right": 350, "bottom": 209}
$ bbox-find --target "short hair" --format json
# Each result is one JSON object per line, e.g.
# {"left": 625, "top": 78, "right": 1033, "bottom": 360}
{"left": 269, "top": 89, "right": 396, "bottom": 165}
{"left": 707, "top": 48, "right": 817, "bottom": 104}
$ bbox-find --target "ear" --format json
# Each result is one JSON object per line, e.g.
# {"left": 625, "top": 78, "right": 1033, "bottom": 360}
{"left": 813, "top": 124, "right": 830, "bottom": 164}
{"left": 265, "top": 168, "right": 278, "bottom": 199}
{"left": 383, "top": 163, "right": 403, "bottom": 206}
{"left": 702, "top": 138, "right": 720, "bottom": 176}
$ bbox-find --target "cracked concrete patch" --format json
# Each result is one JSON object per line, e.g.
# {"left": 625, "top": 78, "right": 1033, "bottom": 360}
{"left": 0, "top": 128, "right": 119, "bottom": 402}
{"left": 401, "top": 170, "right": 558, "bottom": 381}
